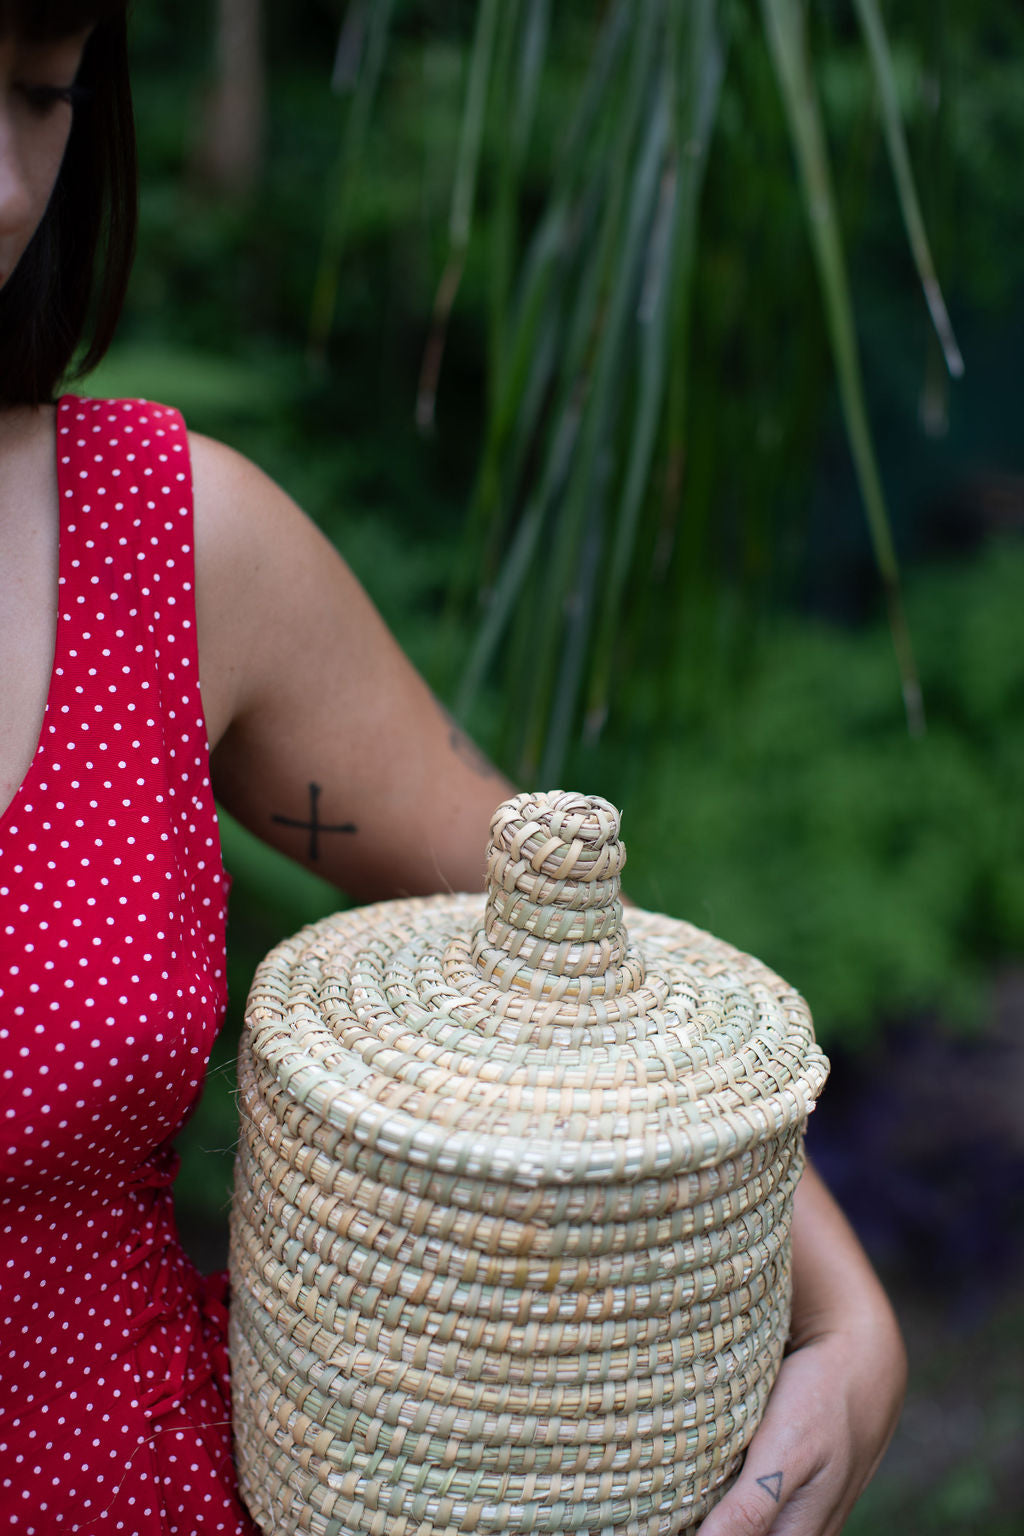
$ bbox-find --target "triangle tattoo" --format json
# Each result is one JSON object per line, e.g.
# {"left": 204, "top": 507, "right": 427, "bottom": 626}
{"left": 756, "top": 1472, "right": 783, "bottom": 1504}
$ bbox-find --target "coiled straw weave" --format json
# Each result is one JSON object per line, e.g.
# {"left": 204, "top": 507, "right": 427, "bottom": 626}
{"left": 230, "top": 791, "right": 828, "bottom": 1535}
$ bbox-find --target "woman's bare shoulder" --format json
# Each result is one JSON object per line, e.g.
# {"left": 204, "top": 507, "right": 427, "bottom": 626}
{"left": 187, "top": 429, "right": 333, "bottom": 748}
{"left": 188, "top": 428, "right": 287, "bottom": 536}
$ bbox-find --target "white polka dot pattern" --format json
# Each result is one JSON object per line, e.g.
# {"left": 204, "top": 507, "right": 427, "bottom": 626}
{"left": 0, "top": 399, "right": 257, "bottom": 1533}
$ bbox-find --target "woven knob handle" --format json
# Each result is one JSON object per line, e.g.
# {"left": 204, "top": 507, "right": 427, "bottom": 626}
{"left": 469, "top": 791, "right": 645, "bottom": 1002}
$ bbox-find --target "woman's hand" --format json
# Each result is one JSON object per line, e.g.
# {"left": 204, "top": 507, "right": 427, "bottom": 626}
{"left": 698, "top": 1161, "right": 906, "bottom": 1536}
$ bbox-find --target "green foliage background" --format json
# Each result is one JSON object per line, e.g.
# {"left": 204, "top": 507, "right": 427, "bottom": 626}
{"left": 78, "top": 3, "right": 1024, "bottom": 1526}
{"left": 92, "top": 0, "right": 1023, "bottom": 1037}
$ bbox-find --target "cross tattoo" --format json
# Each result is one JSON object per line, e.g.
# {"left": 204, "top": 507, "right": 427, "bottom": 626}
{"left": 271, "top": 782, "right": 357, "bottom": 861}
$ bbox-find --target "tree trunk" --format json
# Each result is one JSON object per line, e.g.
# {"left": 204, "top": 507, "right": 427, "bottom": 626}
{"left": 202, "top": 0, "right": 264, "bottom": 195}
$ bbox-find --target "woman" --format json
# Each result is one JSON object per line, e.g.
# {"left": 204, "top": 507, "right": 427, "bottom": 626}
{"left": 0, "top": 5, "right": 906, "bottom": 1532}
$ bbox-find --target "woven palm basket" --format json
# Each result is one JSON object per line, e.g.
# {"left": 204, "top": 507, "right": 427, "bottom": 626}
{"left": 229, "top": 791, "right": 829, "bottom": 1536}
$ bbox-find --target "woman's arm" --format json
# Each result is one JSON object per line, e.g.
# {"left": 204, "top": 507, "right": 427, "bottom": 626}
{"left": 191, "top": 431, "right": 513, "bottom": 900}
{"left": 698, "top": 1160, "right": 907, "bottom": 1536}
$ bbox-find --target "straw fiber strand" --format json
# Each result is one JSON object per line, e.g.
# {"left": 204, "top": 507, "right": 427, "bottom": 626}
{"left": 231, "top": 791, "right": 827, "bottom": 1534}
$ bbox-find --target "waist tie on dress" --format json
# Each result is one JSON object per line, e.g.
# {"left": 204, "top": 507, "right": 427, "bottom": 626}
{"left": 121, "top": 1144, "right": 229, "bottom": 1424}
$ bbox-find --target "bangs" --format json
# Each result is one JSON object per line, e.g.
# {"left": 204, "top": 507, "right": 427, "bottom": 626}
{"left": 0, "top": 0, "right": 127, "bottom": 40}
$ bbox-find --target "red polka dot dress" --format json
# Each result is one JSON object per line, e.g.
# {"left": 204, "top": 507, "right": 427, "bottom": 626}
{"left": 0, "top": 399, "right": 259, "bottom": 1533}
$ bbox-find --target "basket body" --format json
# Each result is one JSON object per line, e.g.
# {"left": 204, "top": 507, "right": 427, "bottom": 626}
{"left": 229, "top": 796, "right": 827, "bottom": 1535}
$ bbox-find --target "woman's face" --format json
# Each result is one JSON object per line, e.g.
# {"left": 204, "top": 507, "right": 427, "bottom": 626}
{"left": 0, "top": 29, "right": 89, "bottom": 291}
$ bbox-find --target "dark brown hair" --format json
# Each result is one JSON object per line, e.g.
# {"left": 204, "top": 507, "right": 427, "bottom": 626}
{"left": 0, "top": 1, "right": 136, "bottom": 405}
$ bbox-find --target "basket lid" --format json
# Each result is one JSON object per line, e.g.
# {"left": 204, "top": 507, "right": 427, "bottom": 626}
{"left": 244, "top": 791, "right": 828, "bottom": 1188}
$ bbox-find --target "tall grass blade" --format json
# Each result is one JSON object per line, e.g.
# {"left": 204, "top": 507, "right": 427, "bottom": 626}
{"left": 853, "top": 0, "right": 963, "bottom": 378}
{"left": 532, "top": 14, "right": 670, "bottom": 780}
{"left": 539, "top": 495, "right": 606, "bottom": 784}
{"left": 308, "top": 0, "right": 395, "bottom": 361}
{"left": 555, "top": 0, "right": 633, "bottom": 178}
{"left": 487, "top": 2, "right": 551, "bottom": 398}
{"left": 586, "top": 0, "right": 725, "bottom": 738}
{"left": 487, "top": 4, "right": 523, "bottom": 395}
{"left": 455, "top": 394, "right": 584, "bottom": 721}
{"left": 452, "top": 7, "right": 639, "bottom": 721}
{"left": 451, "top": 166, "right": 604, "bottom": 625}
{"left": 451, "top": 218, "right": 565, "bottom": 605}
{"left": 447, "top": 0, "right": 632, "bottom": 613}
{"left": 416, "top": 0, "right": 501, "bottom": 432}
{"left": 761, "top": 0, "right": 924, "bottom": 734}
{"left": 513, "top": 0, "right": 550, "bottom": 163}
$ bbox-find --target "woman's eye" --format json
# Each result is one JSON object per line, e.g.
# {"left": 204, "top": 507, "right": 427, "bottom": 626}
{"left": 19, "top": 84, "right": 79, "bottom": 116}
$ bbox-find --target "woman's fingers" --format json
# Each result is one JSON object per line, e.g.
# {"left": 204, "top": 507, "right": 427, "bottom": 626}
{"left": 696, "top": 1162, "right": 906, "bottom": 1535}
{"left": 701, "top": 1329, "right": 874, "bottom": 1536}
{"left": 697, "top": 1329, "right": 886, "bottom": 1536}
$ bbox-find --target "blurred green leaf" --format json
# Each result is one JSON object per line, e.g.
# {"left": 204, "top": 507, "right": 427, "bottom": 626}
{"left": 309, "top": 0, "right": 396, "bottom": 359}
{"left": 761, "top": 0, "right": 923, "bottom": 735}
{"left": 852, "top": 0, "right": 963, "bottom": 378}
